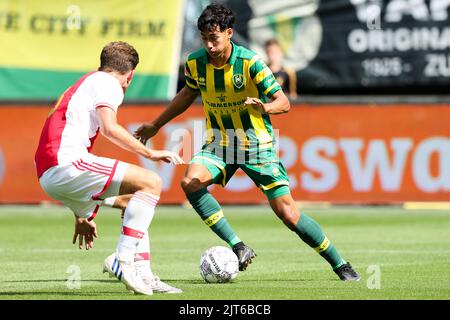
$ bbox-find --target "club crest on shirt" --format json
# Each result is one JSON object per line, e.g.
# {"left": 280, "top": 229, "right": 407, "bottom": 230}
{"left": 232, "top": 74, "right": 245, "bottom": 89}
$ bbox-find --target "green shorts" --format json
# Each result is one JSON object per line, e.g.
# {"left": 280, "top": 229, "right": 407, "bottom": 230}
{"left": 190, "top": 146, "right": 290, "bottom": 200}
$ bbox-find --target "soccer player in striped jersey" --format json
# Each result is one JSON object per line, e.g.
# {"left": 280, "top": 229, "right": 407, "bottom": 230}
{"left": 35, "top": 41, "right": 183, "bottom": 295}
{"left": 136, "top": 4, "right": 360, "bottom": 281}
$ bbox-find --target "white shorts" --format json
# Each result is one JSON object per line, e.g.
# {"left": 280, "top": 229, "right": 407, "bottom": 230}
{"left": 39, "top": 154, "right": 129, "bottom": 220}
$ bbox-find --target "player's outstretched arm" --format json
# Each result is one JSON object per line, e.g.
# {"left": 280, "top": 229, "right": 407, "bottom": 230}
{"left": 134, "top": 86, "right": 199, "bottom": 144}
{"left": 97, "top": 106, "right": 184, "bottom": 164}
{"left": 244, "top": 90, "right": 290, "bottom": 115}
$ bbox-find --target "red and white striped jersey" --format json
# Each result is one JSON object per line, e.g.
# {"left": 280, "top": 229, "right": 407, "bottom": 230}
{"left": 34, "top": 71, "right": 124, "bottom": 178}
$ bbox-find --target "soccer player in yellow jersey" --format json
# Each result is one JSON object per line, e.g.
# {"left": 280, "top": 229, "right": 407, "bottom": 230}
{"left": 136, "top": 3, "right": 360, "bottom": 281}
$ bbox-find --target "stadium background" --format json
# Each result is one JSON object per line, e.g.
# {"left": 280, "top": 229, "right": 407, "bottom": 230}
{"left": 0, "top": 0, "right": 449, "bottom": 205}
{"left": 1, "top": 0, "right": 450, "bottom": 304}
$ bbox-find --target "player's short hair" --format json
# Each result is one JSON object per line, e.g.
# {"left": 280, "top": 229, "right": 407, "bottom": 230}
{"left": 197, "top": 3, "right": 235, "bottom": 32}
{"left": 98, "top": 41, "right": 139, "bottom": 74}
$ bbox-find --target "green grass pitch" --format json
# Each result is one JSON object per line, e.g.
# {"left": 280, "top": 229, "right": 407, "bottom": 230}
{"left": 0, "top": 204, "right": 449, "bottom": 300}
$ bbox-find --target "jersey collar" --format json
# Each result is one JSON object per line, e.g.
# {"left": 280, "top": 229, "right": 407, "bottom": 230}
{"left": 227, "top": 41, "right": 237, "bottom": 66}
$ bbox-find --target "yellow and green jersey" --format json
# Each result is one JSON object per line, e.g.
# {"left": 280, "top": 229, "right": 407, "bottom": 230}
{"left": 184, "top": 42, "right": 281, "bottom": 150}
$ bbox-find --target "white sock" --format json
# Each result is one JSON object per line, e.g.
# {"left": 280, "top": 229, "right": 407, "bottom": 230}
{"left": 116, "top": 191, "right": 159, "bottom": 262}
{"left": 135, "top": 231, "right": 151, "bottom": 262}
{"left": 134, "top": 232, "right": 152, "bottom": 278}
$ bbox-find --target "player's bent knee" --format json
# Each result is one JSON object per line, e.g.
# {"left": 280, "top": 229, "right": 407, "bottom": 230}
{"left": 122, "top": 165, "right": 163, "bottom": 196}
{"left": 279, "top": 209, "right": 300, "bottom": 230}
{"left": 181, "top": 176, "right": 203, "bottom": 194}
{"left": 149, "top": 174, "right": 163, "bottom": 194}
{"left": 139, "top": 171, "right": 162, "bottom": 195}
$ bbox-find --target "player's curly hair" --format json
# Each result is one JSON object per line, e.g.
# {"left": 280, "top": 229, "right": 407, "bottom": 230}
{"left": 197, "top": 3, "right": 235, "bottom": 32}
{"left": 98, "top": 41, "right": 139, "bottom": 74}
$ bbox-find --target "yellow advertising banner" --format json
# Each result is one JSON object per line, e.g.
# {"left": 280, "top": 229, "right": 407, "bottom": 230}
{"left": 0, "top": 0, "right": 185, "bottom": 99}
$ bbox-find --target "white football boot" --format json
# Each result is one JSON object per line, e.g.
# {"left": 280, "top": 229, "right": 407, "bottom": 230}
{"left": 103, "top": 253, "right": 153, "bottom": 295}
{"left": 135, "top": 260, "right": 182, "bottom": 294}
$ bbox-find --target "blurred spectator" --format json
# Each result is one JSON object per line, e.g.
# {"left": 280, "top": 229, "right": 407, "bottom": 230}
{"left": 264, "top": 39, "right": 298, "bottom": 99}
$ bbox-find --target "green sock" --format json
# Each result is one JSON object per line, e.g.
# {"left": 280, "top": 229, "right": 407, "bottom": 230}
{"left": 295, "top": 212, "right": 346, "bottom": 269}
{"left": 186, "top": 188, "right": 241, "bottom": 247}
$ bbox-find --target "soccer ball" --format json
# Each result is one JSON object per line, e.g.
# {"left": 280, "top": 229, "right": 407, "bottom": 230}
{"left": 199, "top": 246, "right": 239, "bottom": 283}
